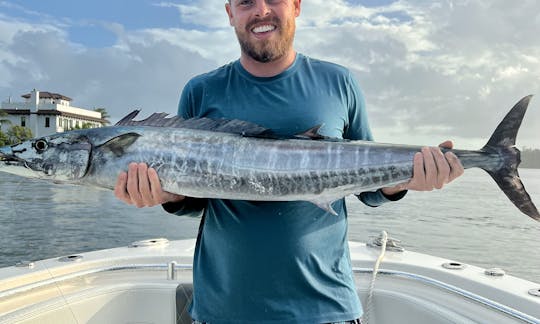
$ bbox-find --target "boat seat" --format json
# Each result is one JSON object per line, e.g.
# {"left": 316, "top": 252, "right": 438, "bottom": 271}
{"left": 176, "top": 283, "right": 194, "bottom": 324}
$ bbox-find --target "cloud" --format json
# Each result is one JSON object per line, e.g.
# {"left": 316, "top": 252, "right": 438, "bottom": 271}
{"left": 295, "top": 0, "right": 540, "bottom": 148}
{"left": 0, "top": 1, "right": 236, "bottom": 120}
{"left": 0, "top": 0, "right": 538, "bottom": 148}
{"left": 2, "top": 28, "right": 216, "bottom": 116}
{"left": 155, "top": 0, "right": 230, "bottom": 29}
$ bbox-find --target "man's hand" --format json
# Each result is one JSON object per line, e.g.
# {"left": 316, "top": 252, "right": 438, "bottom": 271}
{"left": 114, "top": 162, "right": 185, "bottom": 208}
{"left": 382, "top": 140, "right": 464, "bottom": 195}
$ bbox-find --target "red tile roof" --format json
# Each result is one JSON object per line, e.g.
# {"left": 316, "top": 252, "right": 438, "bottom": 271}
{"left": 21, "top": 91, "right": 72, "bottom": 101}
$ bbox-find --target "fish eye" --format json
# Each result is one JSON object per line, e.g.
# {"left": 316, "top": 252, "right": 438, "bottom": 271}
{"left": 34, "top": 139, "right": 49, "bottom": 152}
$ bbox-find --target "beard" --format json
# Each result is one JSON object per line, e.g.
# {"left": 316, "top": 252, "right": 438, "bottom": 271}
{"left": 235, "top": 15, "right": 295, "bottom": 63}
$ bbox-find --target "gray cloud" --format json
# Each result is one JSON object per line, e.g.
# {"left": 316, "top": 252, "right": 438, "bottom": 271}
{"left": 156, "top": 0, "right": 230, "bottom": 29}
{"left": 1, "top": 27, "right": 215, "bottom": 120}
{"left": 0, "top": 0, "right": 538, "bottom": 148}
{"left": 295, "top": 0, "right": 540, "bottom": 148}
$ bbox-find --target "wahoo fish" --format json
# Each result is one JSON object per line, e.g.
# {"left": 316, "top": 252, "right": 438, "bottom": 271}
{"left": 0, "top": 96, "right": 538, "bottom": 220}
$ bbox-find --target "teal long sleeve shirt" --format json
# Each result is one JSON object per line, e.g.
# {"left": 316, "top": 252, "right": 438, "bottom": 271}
{"left": 164, "top": 54, "right": 405, "bottom": 324}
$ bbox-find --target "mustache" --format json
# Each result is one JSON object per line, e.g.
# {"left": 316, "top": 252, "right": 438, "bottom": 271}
{"left": 246, "top": 16, "right": 280, "bottom": 30}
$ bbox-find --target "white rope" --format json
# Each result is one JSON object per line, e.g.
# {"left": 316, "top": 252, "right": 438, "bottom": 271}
{"left": 362, "top": 230, "right": 388, "bottom": 324}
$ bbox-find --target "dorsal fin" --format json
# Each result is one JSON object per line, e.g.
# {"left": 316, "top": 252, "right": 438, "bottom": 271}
{"left": 115, "top": 109, "right": 142, "bottom": 126}
{"left": 294, "top": 125, "right": 328, "bottom": 140}
{"left": 114, "top": 110, "right": 271, "bottom": 136}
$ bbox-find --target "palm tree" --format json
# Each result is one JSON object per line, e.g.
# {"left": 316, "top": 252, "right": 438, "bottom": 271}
{"left": 0, "top": 109, "right": 12, "bottom": 129}
{"left": 94, "top": 107, "right": 111, "bottom": 125}
{"left": 0, "top": 109, "right": 12, "bottom": 146}
{"left": 6, "top": 125, "right": 33, "bottom": 145}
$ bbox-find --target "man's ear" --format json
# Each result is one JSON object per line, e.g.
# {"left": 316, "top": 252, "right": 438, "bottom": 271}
{"left": 225, "top": 2, "right": 234, "bottom": 26}
{"left": 295, "top": 0, "right": 302, "bottom": 17}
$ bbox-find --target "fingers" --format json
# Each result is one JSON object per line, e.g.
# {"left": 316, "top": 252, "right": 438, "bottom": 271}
{"left": 439, "top": 139, "right": 464, "bottom": 183}
{"left": 422, "top": 147, "right": 438, "bottom": 190}
{"left": 138, "top": 163, "right": 156, "bottom": 207}
{"left": 430, "top": 146, "right": 450, "bottom": 189}
{"left": 407, "top": 148, "right": 443, "bottom": 191}
{"left": 408, "top": 144, "right": 463, "bottom": 192}
{"left": 114, "top": 163, "right": 165, "bottom": 208}
{"left": 126, "top": 163, "right": 144, "bottom": 207}
{"left": 147, "top": 167, "right": 163, "bottom": 204}
{"left": 445, "top": 151, "right": 464, "bottom": 182}
{"left": 406, "top": 151, "right": 425, "bottom": 190}
{"left": 438, "top": 140, "right": 454, "bottom": 149}
{"left": 114, "top": 171, "right": 131, "bottom": 203}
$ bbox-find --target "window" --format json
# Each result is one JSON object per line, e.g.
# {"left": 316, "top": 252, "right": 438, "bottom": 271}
{"left": 21, "top": 117, "right": 26, "bottom": 127}
{"left": 45, "top": 117, "right": 50, "bottom": 128}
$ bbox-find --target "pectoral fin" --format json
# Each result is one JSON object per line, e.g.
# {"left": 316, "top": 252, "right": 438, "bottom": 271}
{"left": 98, "top": 133, "right": 141, "bottom": 157}
{"left": 310, "top": 200, "right": 338, "bottom": 216}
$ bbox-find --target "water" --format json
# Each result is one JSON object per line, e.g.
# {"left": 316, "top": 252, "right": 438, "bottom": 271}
{"left": 1, "top": 169, "right": 539, "bottom": 283}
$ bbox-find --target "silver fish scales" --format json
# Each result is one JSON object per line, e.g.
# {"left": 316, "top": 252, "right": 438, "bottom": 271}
{"left": 1, "top": 96, "right": 538, "bottom": 220}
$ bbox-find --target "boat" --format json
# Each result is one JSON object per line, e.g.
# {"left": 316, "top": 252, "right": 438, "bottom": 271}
{"left": 1, "top": 234, "right": 539, "bottom": 324}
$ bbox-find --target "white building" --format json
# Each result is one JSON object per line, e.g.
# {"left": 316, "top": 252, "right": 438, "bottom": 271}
{"left": 0, "top": 89, "right": 105, "bottom": 138}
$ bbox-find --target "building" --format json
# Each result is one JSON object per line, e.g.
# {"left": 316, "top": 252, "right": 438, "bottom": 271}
{"left": 0, "top": 89, "right": 105, "bottom": 137}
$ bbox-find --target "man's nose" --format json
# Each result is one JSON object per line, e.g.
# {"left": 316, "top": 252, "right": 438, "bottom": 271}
{"left": 254, "top": 0, "right": 271, "bottom": 17}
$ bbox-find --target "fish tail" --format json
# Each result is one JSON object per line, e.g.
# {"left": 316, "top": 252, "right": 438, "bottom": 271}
{"left": 479, "top": 95, "right": 539, "bottom": 220}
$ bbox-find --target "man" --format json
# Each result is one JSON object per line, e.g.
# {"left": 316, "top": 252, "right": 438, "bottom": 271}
{"left": 115, "top": 0, "right": 464, "bottom": 323}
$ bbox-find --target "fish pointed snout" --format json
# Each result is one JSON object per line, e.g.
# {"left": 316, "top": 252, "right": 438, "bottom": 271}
{"left": 0, "top": 145, "right": 14, "bottom": 160}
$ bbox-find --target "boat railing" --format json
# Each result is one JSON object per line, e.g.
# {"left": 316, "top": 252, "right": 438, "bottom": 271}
{"left": 1, "top": 263, "right": 539, "bottom": 324}
{"left": 353, "top": 268, "right": 540, "bottom": 324}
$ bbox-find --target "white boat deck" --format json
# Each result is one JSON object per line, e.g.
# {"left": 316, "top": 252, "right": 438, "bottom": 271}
{"left": 1, "top": 238, "right": 539, "bottom": 324}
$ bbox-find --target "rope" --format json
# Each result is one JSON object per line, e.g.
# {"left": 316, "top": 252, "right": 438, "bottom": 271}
{"left": 362, "top": 230, "right": 388, "bottom": 324}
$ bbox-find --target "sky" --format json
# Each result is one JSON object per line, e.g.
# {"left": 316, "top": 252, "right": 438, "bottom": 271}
{"left": 0, "top": 0, "right": 539, "bottom": 149}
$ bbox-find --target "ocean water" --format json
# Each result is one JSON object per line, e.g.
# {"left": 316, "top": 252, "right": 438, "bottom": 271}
{"left": 1, "top": 168, "right": 539, "bottom": 283}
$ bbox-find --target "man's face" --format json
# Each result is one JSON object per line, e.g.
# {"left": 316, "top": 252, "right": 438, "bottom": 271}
{"left": 226, "top": 0, "right": 301, "bottom": 63}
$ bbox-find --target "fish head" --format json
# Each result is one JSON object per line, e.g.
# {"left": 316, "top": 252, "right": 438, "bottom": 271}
{"left": 0, "top": 132, "right": 92, "bottom": 181}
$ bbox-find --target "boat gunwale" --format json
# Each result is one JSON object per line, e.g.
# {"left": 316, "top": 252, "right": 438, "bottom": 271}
{"left": 1, "top": 262, "right": 539, "bottom": 324}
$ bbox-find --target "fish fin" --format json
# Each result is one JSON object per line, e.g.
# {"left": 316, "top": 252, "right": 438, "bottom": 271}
{"left": 480, "top": 95, "right": 539, "bottom": 221}
{"left": 115, "top": 110, "right": 141, "bottom": 126}
{"left": 245, "top": 124, "right": 338, "bottom": 140}
{"left": 294, "top": 125, "right": 329, "bottom": 140}
{"left": 115, "top": 110, "right": 270, "bottom": 136}
{"left": 310, "top": 200, "right": 338, "bottom": 216}
{"left": 98, "top": 133, "right": 141, "bottom": 157}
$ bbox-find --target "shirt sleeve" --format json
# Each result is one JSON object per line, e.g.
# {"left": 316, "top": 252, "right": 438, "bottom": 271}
{"left": 177, "top": 80, "right": 196, "bottom": 118}
{"left": 343, "top": 72, "right": 373, "bottom": 141}
{"left": 358, "top": 189, "right": 408, "bottom": 207}
{"left": 344, "top": 72, "right": 407, "bottom": 206}
{"left": 162, "top": 197, "right": 206, "bottom": 217}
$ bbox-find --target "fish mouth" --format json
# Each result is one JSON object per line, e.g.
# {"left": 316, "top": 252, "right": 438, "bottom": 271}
{"left": 0, "top": 146, "right": 21, "bottom": 164}
{"left": 0, "top": 145, "right": 41, "bottom": 179}
{"left": 0, "top": 146, "right": 12, "bottom": 159}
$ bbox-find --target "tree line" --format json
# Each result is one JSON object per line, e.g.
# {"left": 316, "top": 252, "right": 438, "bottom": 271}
{"left": 0, "top": 110, "right": 32, "bottom": 146}
{"left": 521, "top": 148, "right": 540, "bottom": 169}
